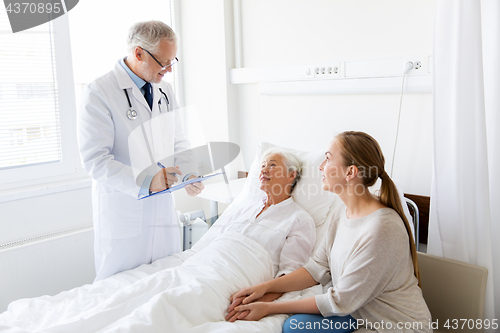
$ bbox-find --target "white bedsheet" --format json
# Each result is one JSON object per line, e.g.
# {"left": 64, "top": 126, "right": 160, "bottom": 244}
{"left": 0, "top": 232, "right": 295, "bottom": 333}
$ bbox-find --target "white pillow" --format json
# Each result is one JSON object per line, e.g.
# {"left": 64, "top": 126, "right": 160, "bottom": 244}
{"left": 241, "top": 142, "right": 338, "bottom": 228}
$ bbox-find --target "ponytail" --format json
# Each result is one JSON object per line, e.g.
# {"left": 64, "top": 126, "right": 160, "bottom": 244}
{"left": 379, "top": 172, "right": 421, "bottom": 288}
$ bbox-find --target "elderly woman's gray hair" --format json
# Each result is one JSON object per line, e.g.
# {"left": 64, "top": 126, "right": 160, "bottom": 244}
{"left": 127, "top": 21, "right": 177, "bottom": 55}
{"left": 261, "top": 148, "right": 303, "bottom": 193}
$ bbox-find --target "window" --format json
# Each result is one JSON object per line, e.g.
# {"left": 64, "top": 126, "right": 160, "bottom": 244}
{"left": 0, "top": 8, "right": 79, "bottom": 189}
{"left": 0, "top": 17, "right": 62, "bottom": 168}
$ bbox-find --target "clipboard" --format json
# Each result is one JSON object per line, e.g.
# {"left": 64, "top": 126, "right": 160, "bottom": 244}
{"left": 139, "top": 172, "right": 223, "bottom": 200}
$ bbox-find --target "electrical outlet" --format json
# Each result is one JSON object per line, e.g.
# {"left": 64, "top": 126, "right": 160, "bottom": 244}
{"left": 314, "top": 63, "right": 340, "bottom": 79}
{"left": 404, "top": 56, "right": 428, "bottom": 75}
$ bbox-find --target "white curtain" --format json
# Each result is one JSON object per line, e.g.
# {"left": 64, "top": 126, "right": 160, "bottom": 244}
{"left": 428, "top": 0, "right": 500, "bottom": 328}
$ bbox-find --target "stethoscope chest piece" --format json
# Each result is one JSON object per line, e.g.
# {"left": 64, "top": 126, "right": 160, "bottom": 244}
{"left": 127, "top": 108, "right": 137, "bottom": 120}
{"left": 123, "top": 86, "right": 169, "bottom": 120}
{"left": 124, "top": 89, "right": 137, "bottom": 120}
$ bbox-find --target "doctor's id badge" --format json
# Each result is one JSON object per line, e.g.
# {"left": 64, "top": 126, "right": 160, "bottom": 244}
{"left": 3, "top": 0, "right": 79, "bottom": 33}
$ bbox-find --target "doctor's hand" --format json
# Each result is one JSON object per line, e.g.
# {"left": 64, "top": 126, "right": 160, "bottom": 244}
{"left": 184, "top": 175, "right": 204, "bottom": 197}
{"left": 150, "top": 166, "right": 182, "bottom": 193}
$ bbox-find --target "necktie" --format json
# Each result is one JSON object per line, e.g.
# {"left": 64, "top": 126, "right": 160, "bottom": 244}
{"left": 143, "top": 82, "right": 153, "bottom": 110}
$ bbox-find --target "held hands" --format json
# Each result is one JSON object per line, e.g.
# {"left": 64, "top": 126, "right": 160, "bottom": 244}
{"left": 225, "top": 283, "right": 273, "bottom": 322}
{"left": 150, "top": 166, "right": 181, "bottom": 193}
{"left": 227, "top": 301, "right": 270, "bottom": 322}
{"left": 225, "top": 295, "right": 250, "bottom": 322}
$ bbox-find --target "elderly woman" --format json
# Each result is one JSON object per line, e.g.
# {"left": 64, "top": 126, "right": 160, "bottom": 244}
{"left": 174, "top": 147, "right": 316, "bottom": 278}
{"left": 0, "top": 148, "right": 315, "bottom": 333}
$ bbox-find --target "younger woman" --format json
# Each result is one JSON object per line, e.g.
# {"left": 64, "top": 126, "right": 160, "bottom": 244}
{"left": 229, "top": 131, "right": 431, "bottom": 332}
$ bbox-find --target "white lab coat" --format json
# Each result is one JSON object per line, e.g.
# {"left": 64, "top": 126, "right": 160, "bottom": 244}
{"left": 77, "top": 60, "right": 191, "bottom": 281}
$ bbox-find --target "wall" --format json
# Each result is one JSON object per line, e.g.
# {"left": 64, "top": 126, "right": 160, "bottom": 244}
{"left": 173, "top": 0, "right": 242, "bottom": 227}
{"left": 0, "top": 229, "right": 95, "bottom": 312}
{"left": 233, "top": 0, "right": 437, "bottom": 196}
{"left": 173, "top": 0, "right": 437, "bottom": 216}
{"left": 0, "top": 182, "right": 92, "bottom": 246}
{"left": 177, "top": 0, "right": 239, "bottom": 167}
{"left": 0, "top": 181, "right": 95, "bottom": 311}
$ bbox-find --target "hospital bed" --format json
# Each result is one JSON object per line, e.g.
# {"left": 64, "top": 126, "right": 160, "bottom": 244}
{"left": 0, "top": 142, "right": 340, "bottom": 333}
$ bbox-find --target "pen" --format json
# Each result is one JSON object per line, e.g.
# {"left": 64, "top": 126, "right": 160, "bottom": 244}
{"left": 157, "top": 162, "right": 177, "bottom": 176}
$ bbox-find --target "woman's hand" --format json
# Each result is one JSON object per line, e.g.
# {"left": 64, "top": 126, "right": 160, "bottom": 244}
{"left": 226, "top": 292, "right": 283, "bottom": 322}
{"left": 231, "top": 282, "right": 269, "bottom": 305}
{"left": 234, "top": 302, "right": 271, "bottom": 321}
{"left": 225, "top": 284, "right": 268, "bottom": 323}
{"left": 225, "top": 296, "right": 250, "bottom": 322}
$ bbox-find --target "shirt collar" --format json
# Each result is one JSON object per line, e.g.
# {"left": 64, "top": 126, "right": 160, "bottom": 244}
{"left": 120, "top": 58, "right": 147, "bottom": 90}
{"left": 262, "top": 196, "right": 294, "bottom": 208}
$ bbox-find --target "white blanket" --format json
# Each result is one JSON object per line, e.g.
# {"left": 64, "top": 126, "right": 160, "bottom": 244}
{"left": 0, "top": 232, "right": 293, "bottom": 333}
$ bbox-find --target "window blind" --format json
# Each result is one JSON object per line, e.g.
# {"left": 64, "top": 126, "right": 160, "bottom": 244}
{"left": 0, "top": 10, "right": 62, "bottom": 169}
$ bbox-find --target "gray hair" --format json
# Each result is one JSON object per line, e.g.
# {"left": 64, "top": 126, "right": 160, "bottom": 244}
{"left": 261, "top": 148, "right": 303, "bottom": 193}
{"left": 127, "top": 21, "right": 177, "bottom": 54}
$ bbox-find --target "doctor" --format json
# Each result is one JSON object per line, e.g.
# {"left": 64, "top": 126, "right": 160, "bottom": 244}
{"left": 77, "top": 21, "right": 203, "bottom": 282}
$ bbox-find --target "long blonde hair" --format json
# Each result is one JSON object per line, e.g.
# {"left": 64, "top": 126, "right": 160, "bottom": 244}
{"left": 335, "top": 131, "right": 421, "bottom": 287}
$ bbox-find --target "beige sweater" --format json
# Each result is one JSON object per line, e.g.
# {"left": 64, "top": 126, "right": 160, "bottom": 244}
{"left": 304, "top": 207, "right": 432, "bottom": 333}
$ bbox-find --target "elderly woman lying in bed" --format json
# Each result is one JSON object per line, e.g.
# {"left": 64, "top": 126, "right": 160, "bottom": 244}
{"left": 0, "top": 148, "right": 315, "bottom": 333}
{"left": 173, "top": 148, "right": 316, "bottom": 277}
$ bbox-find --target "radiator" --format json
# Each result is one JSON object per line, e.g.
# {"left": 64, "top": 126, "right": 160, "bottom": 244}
{"left": 0, "top": 226, "right": 95, "bottom": 313}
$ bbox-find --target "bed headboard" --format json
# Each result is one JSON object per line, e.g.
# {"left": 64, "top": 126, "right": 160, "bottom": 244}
{"left": 404, "top": 193, "right": 430, "bottom": 245}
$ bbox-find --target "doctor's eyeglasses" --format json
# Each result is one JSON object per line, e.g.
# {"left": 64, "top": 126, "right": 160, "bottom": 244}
{"left": 142, "top": 48, "right": 179, "bottom": 70}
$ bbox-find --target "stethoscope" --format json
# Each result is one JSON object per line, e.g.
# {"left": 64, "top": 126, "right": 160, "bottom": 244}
{"left": 124, "top": 87, "right": 170, "bottom": 120}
